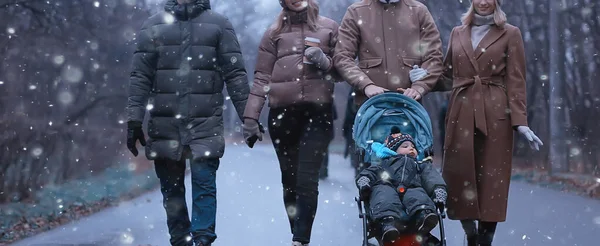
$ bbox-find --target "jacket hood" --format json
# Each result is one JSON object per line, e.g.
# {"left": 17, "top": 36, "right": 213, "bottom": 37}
{"left": 164, "top": 0, "right": 210, "bottom": 20}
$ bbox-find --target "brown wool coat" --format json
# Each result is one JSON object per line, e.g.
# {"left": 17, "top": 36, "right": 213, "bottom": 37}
{"left": 333, "top": 0, "right": 443, "bottom": 106}
{"left": 438, "top": 23, "right": 528, "bottom": 222}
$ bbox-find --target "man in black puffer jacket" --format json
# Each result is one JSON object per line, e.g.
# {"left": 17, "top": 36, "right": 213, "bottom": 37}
{"left": 125, "top": 0, "right": 249, "bottom": 245}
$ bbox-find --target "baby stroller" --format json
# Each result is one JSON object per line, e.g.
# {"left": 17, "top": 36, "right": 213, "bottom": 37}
{"left": 352, "top": 92, "right": 447, "bottom": 246}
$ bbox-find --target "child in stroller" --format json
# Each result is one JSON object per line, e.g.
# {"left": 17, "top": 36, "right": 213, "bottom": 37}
{"left": 355, "top": 126, "right": 447, "bottom": 243}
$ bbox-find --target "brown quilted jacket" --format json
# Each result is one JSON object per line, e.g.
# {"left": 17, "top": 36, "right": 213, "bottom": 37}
{"left": 243, "top": 11, "right": 340, "bottom": 120}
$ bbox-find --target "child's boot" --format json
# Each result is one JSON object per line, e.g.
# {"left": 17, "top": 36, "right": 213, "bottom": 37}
{"left": 380, "top": 216, "right": 399, "bottom": 243}
{"left": 416, "top": 209, "right": 438, "bottom": 233}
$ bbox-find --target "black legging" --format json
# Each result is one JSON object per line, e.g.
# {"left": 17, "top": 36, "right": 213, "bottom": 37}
{"left": 268, "top": 103, "right": 333, "bottom": 244}
{"left": 461, "top": 220, "right": 498, "bottom": 246}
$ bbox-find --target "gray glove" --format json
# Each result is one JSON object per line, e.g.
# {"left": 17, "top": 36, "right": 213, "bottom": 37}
{"left": 409, "top": 65, "right": 428, "bottom": 82}
{"left": 305, "top": 47, "right": 331, "bottom": 70}
{"left": 516, "top": 126, "right": 543, "bottom": 151}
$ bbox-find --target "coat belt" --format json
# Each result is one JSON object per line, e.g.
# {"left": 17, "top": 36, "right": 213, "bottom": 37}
{"left": 445, "top": 76, "right": 504, "bottom": 148}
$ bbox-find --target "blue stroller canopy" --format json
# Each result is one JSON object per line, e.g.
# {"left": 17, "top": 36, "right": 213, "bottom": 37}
{"left": 352, "top": 92, "right": 434, "bottom": 162}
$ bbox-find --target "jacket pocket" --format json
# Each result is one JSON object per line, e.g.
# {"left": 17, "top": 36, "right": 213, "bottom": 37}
{"left": 358, "top": 58, "right": 383, "bottom": 69}
{"left": 401, "top": 57, "right": 422, "bottom": 68}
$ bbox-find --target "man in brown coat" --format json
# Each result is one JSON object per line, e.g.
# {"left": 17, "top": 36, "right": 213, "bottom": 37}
{"left": 333, "top": 0, "right": 444, "bottom": 106}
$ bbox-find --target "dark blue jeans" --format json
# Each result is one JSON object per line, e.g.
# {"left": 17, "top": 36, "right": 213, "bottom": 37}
{"left": 154, "top": 156, "right": 219, "bottom": 246}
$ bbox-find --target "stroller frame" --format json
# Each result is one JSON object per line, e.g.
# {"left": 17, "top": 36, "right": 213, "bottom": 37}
{"left": 351, "top": 92, "right": 447, "bottom": 246}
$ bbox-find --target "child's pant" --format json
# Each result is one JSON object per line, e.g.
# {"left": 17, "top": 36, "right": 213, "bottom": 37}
{"left": 369, "top": 184, "right": 436, "bottom": 222}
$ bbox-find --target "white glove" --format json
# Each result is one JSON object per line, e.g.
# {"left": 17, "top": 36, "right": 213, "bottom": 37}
{"left": 517, "top": 126, "right": 543, "bottom": 151}
{"left": 409, "top": 65, "right": 428, "bottom": 83}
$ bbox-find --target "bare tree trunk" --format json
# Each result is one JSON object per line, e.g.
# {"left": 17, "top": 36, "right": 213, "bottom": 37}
{"left": 548, "top": 0, "right": 568, "bottom": 174}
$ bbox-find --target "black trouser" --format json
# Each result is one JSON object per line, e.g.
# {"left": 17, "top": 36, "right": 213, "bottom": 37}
{"left": 268, "top": 103, "right": 333, "bottom": 244}
{"left": 461, "top": 220, "right": 498, "bottom": 246}
{"left": 369, "top": 185, "right": 436, "bottom": 222}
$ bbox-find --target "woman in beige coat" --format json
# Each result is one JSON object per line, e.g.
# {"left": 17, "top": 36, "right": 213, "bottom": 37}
{"left": 437, "top": 0, "right": 543, "bottom": 245}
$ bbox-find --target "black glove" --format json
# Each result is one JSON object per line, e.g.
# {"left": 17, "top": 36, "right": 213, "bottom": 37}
{"left": 243, "top": 118, "right": 264, "bottom": 148}
{"left": 356, "top": 176, "right": 372, "bottom": 200}
{"left": 432, "top": 187, "right": 447, "bottom": 210}
{"left": 127, "top": 121, "right": 146, "bottom": 157}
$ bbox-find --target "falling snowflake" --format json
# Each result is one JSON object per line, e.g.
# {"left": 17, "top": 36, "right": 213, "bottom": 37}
{"left": 62, "top": 65, "right": 83, "bottom": 83}
{"left": 0, "top": 81, "right": 3, "bottom": 85}
{"left": 570, "top": 147, "right": 581, "bottom": 156}
{"left": 31, "top": 147, "right": 43, "bottom": 157}
{"left": 93, "top": 1, "right": 100, "bottom": 7}
{"left": 390, "top": 75, "right": 400, "bottom": 84}
{"left": 287, "top": 205, "right": 297, "bottom": 217}
{"left": 205, "top": 151, "right": 211, "bottom": 156}
{"left": 357, "top": 19, "right": 363, "bottom": 25}
{"left": 7, "top": 27, "right": 15, "bottom": 34}
{"left": 163, "top": 13, "right": 175, "bottom": 24}
{"left": 120, "top": 232, "right": 134, "bottom": 244}
{"left": 230, "top": 56, "right": 237, "bottom": 64}
{"left": 128, "top": 162, "right": 136, "bottom": 171}
{"left": 29, "top": 85, "right": 37, "bottom": 90}
{"left": 146, "top": 103, "right": 154, "bottom": 111}
{"left": 53, "top": 55, "right": 65, "bottom": 65}
{"left": 58, "top": 91, "right": 74, "bottom": 105}
{"left": 380, "top": 171, "right": 390, "bottom": 181}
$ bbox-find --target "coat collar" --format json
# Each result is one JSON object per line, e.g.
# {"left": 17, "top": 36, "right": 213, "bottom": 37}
{"left": 458, "top": 25, "right": 507, "bottom": 71}
{"left": 473, "top": 25, "right": 506, "bottom": 59}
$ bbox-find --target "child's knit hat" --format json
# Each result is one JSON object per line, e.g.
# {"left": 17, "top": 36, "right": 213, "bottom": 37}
{"left": 384, "top": 126, "right": 416, "bottom": 151}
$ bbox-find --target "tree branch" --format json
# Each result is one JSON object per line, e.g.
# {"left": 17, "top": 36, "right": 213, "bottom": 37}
{"left": 63, "top": 94, "right": 128, "bottom": 125}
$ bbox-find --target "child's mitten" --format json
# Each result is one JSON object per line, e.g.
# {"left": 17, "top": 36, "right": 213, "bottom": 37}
{"left": 357, "top": 176, "right": 372, "bottom": 199}
{"left": 432, "top": 187, "right": 447, "bottom": 209}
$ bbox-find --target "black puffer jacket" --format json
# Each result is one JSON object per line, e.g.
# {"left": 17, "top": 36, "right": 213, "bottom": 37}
{"left": 126, "top": 0, "right": 249, "bottom": 161}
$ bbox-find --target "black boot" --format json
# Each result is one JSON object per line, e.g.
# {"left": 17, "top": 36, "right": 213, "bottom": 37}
{"left": 460, "top": 220, "right": 477, "bottom": 246}
{"left": 478, "top": 221, "right": 498, "bottom": 246}
{"left": 380, "top": 216, "right": 400, "bottom": 243}
{"left": 415, "top": 209, "right": 438, "bottom": 234}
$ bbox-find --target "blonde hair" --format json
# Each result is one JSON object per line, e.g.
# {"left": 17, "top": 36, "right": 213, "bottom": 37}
{"left": 461, "top": 0, "right": 507, "bottom": 27}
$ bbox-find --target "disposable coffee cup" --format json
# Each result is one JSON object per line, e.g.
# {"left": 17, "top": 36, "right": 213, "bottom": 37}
{"left": 304, "top": 37, "right": 321, "bottom": 64}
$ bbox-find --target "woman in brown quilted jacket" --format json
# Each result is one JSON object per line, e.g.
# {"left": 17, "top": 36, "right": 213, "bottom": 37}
{"left": 242, "top": 0, "right": 339, "bottom": 245}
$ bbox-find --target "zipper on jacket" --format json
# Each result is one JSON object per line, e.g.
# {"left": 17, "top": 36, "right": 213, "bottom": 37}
{"left": 300, "top": 24, "right": 306, "bottom": 101}
{"left": 400, "top": 155, "right": 407, "bottom": 183}
{"left": 381, "top": 5, "right": 389, "bottom": 81}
